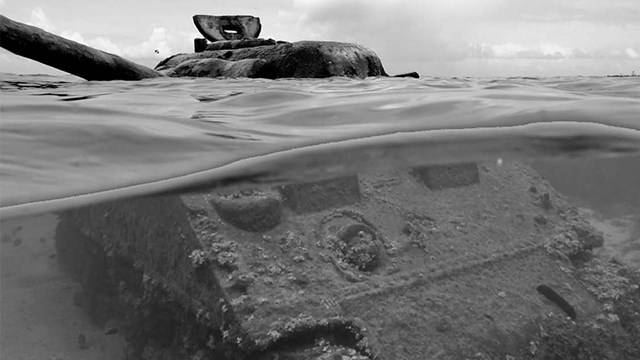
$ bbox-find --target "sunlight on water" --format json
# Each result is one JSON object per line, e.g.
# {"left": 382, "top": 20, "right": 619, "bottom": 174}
{"left": 1, "top": 74, "right": 640, "bottom": 359}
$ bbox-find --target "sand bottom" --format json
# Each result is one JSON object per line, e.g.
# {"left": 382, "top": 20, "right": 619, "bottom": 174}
{"left": 1, "top": 214, "right": 124, "bottom": 360}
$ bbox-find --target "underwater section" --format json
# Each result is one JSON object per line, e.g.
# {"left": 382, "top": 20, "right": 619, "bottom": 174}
{"left": 29, "top": 159, "right": 638, "bottom": 359}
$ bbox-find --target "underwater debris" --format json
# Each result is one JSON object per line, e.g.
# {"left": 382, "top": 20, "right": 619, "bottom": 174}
{"left": 536, "top": 192, "right": 553, "bottom": 210}
{"left": 189, "top": 249, "right": 208, "bottom": 267}
{"left": 210, "top": 192, "right": 282, "bottom": 232}
{"left": 544, "top": 212, "right": 604, "bottom": 262}
{"left": 537, "top": 284, "right": 577, "bottom": 320}
{"left": 536, "top": 310, "right": 640, "bottom": 360}
{"left": 337, "top": 223, "right": 382, "bottom": 272}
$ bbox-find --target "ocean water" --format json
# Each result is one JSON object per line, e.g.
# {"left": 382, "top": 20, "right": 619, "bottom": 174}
{"left": 1, "top": 74, "right": 639, "bottom": 217}
{"left": 1, "top": 73, "right": 640, "bottom": 359}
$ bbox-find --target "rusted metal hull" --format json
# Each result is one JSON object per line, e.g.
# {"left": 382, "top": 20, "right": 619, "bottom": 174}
{"left": 193, "top": 15, "right": 261, "bottom": 42}
{"left": 54, "top": 161, "right": 607, "bottom": 359}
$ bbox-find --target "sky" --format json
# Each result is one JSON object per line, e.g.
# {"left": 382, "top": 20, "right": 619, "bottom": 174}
{"left": 1, "top": 0, "right": 639, "bottom": 77}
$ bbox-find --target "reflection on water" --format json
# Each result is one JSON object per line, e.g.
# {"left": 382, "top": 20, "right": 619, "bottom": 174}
{"left": 1, "top": 74, "right": 640, "bottom": 359}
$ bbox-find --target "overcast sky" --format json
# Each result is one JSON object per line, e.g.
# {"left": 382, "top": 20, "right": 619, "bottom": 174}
{"left": 1, "top": 0, "right": 639, "bottom": 77}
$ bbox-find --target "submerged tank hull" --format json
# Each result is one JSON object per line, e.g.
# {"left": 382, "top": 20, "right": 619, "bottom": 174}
{"left": 54, "top": 160, "right": 609, "bottom": 359}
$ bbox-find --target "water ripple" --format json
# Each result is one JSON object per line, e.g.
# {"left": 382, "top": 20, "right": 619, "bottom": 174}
{"left": 1, "top": 74, "right": 639, "bottom": 216}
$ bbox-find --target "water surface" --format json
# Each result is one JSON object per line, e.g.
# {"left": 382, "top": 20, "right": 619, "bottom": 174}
{"left": 1, "top": 74, "right": 639, "bottom": 217}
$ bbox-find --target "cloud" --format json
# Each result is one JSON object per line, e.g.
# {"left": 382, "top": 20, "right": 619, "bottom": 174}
{"left": 119, "top": 28, "right": 200, "bottom": 67}
{"left": 59, "top": 30, "right": 124, "bottom": 56}
{"left": 7, "top": 1, "right": 640, "bottom": 77}
{"left": 27, "top": 7, "right": 125, "bottom": 56}
{"left": 626, "top": 48, "right": 639, "bottom": 59}
{"left": 123, "top": 28, "right": 171, "bottom": 58}
{"left": 121, "top": 27, "right": 200, "bottom": 60}
{"left": 468, "top": 42, "right": 639, "bottom": 60}
{"left": 285, "top": 0, "right": 640, "bottom": 76}
{"left": 289, "top": 0, "right": 467, "bottom": 62}
{"left": 29, "top": 7, "right": 55, "bottom": 32}
{"left": 288, "top": 0, "right": 640, "bottom": 71}
{"left": 467, "top": 0, "right": 640, "bottom": 25}
{"left": 19, "top": 6, "right": 198, "bottom": 67}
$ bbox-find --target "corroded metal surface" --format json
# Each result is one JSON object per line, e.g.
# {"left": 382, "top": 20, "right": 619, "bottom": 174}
{"left": 157, "top": 41, "right": 389, "bottom": 79}
{"left": 54, "top": 161, "right": 607, "bottom": 359}
{"left": 193, "top": 15, "right": 262, "bottom": 42}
